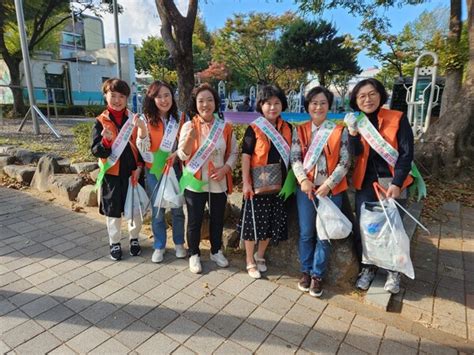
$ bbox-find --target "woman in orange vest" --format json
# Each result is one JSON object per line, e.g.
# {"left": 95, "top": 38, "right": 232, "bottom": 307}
{"left": 291, "top": 86, "right": 350, "bottom": 297}
{"left": 238, "top": 85, "right": 292, "bottom": 279}
{"left": 91, "top": 78, "right": 143, "bottom": 261}
{"left": 347, "top": 78, "right": 414, "bottom": 294}
{"left": 135, "top": 81, "right": 186, "bottom": 264}
{"left": 177, "top": 83, "right": 238, "bottom": 274}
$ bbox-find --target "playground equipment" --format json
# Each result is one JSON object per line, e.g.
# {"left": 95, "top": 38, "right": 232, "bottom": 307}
{"left": 405, "top": 51, "right": 441, "bottom": 139}
{"left": 287, "top": 83, "right": 304, "bottom": 113}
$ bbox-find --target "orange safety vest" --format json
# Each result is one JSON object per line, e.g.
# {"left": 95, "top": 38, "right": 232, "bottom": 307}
{"left": 249, "top": 117, "right": 292, "bottom": 168}
{"left": 145, "top": 113, "right": 185, "bottom": 169}
{"left": 352, "top": 107, "right": 413, "bottom": 190}
{"left": 96, "top": 110, "right": 140, "bottom": 176}
{"left": 185, "top": 116, "right": 234, "bottom": 194}
{"left": 296, "top": 121, "right": 348, "bottom": 195}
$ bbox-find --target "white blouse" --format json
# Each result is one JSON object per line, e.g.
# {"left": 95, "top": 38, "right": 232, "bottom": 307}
{"left": 177, "top": 119, "right": 238, "bottom": 193}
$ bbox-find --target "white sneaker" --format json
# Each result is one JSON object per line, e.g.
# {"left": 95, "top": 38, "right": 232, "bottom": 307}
{"left": 210, "top": 250, "right": 229, "bottom": 268}
{"left": 151, "top": 249, "right": 165, "bottom": 263}
{"left": 175, "top": 244, "right": 187, "bottom": 259}
{"left": 189, "top": 254, "right": 202, "bottom": 274}
{"left": 384, "top": 271, "right": 401, "bottom": 294}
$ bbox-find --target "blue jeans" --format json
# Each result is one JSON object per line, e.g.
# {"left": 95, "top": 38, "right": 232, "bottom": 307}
{"left": 296, "top": 187, "right": 343, "bottom": 278}
{"left": 146, "top": 169, "right": 185, "bottom": 250}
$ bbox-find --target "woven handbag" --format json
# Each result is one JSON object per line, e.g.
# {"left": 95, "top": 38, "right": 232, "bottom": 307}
{"left": 251, "top": 163, "right": 282, "bottom": 195}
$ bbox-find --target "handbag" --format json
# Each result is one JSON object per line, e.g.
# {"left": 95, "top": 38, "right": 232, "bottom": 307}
{"left": 251, "top": 163, "right": 282, "bottom": 195}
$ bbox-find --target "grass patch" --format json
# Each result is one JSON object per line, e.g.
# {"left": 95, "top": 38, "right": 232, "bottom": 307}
{"left": 0, "top": 137, "right": 55, "bottom": 152}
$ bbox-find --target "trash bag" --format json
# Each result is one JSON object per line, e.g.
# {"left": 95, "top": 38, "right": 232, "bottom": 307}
{"left": 124, "top": 178, "right": 150, "bottom": 222}
{"left": 360, "top": 199, "right": 415, "bottom": 279}
{"left": 315, "top": 196, "right": 352, "bottom": 240}
{"left": 154, "top": 167, "right": 184, "bottom": 209}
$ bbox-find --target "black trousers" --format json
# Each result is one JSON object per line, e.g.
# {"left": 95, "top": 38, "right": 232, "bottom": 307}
{"left": 184, "top": 190, "right": 227, "bottom": 256}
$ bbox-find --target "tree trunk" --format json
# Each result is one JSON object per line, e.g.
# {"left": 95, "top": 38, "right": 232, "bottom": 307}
{"left": 175, "top": 52, "right": 195, "bottom": 115}
{"left": 4, "top": 57, "right": 26, "bottom": 118}
{"left": 416, "top": 0, "right": 474, "bottom": 178}
{"left": 440, "top": 0, "right": 463, "bottom": 117}
{"left": 155, "top": 0, "right": 197, "bottom": 114}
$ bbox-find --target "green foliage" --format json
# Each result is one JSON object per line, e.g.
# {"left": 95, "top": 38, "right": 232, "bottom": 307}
{"left": 374, "top": 6, "right": 468, "bottom": 85}
{"left": 134, "top": 14, "right": 212, "bottom": 75}
{"left": 135, "top": 36, "right": 173, "bottom": 74}
{"left": 0, "top": 104, "right": 104, "bottom": 118}
{"left": 72, "top": 121, "right": 94, "bottom": 162}
{"left": 274, "top": 19, "right": 360, "bottom": 86}
{"left": 212, "top": 12, "right": 306, "bottom": 92}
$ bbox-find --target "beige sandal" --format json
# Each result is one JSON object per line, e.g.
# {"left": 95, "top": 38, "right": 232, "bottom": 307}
{"left": 246, "top": 263, "right": 261, "bottom": 279}
{"left": 254, "top": 253, "right": 267, "bottom": 273}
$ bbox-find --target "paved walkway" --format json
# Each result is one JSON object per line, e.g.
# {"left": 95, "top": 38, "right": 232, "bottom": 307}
{"left": 396, "top": 201, "right": 474, "bottom": 342}
{"left": 0, "top": 187, "right": 472, "bottom": 354}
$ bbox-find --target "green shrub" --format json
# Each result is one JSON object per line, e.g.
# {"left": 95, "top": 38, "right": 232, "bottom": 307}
{"left": 72, "top": 121, "right": 95, "bottom": 162}
{"left": 83, "top": 105, "right": 105, "bottom": 118}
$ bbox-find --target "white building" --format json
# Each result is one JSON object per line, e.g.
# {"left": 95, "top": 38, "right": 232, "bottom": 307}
{"left": 0, "top": 15, "right": 136, "bottom": 106}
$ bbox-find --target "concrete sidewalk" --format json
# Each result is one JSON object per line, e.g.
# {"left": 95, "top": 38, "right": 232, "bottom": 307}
{"left": 0, "top": 187, "right": 472, "bottom": 354}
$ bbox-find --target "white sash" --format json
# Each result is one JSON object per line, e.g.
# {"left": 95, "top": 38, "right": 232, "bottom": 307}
{"left": 253, "top": 116, "right": 290, "bottom": 168}
{"left": 356, "top": 113, "right": 399, "bottom": 167}
{"left": 138, "top": 114, "right": 180, "bottom": 163}
{"left": 303, "top": 120, "right": 336, "bottom": 173}
{"left": 104, "top": 110, "right": 135, "bottom": 167}
{"left": 186, "top": 118, "right": 225, "bottom": 174}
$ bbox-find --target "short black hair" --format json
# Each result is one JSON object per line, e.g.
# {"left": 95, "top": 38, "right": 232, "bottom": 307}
{"left": 102, "top": 78, "right": 131, "bottom": 97}
{"left": 304, "top": 86, "right": 334, "bottom": 112}
{"left": 349, "top": 78, "right": 388, "bottom": 111}
{"left": 256, "top": 85, "right": 288, "bottom": 114}
{"left": 191, "top": 83, "right": 220, "bottom": 117}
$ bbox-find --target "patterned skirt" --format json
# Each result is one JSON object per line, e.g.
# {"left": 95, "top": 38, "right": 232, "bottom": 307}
{"left": 237, "top": 193, "right": 288, "bottom": 244}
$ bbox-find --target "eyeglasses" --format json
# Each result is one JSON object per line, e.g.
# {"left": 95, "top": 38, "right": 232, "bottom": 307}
{"left": 356, "top": 91, "right": 379, "bottom": 101}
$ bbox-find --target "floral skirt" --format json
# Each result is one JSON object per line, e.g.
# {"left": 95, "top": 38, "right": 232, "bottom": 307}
{"left": 237, "top": 193, "right": 288, "bottom": 244}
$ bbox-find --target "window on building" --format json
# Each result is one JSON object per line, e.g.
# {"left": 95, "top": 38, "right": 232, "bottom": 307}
{"left": 45, "top": 73, "right": 67, "bottom": 104}
{"left": 61, "top": 32, "right": 85, "bottom": 49}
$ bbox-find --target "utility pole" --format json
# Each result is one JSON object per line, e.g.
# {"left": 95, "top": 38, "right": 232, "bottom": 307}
{"left": 113, "top": 0, "right": 122, "bottom": 79}
{"left": 14, "top": 0, "right": 39, "bottom": 134}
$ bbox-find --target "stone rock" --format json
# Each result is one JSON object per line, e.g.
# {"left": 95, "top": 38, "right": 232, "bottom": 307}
{"left": 48, "top": 174, "right": 84, "bottom": 201}
{"left": 57, "top": 159, "right": 71, "bottom": 173}
{"left": 77, "top": 185, "right": 98, "bottom": 207}
{"left": 31, "top": 154, "right": 60, "bottom": 192}
{"left": 3, "top": 165, "right": 36, "bottom": 184}
{"left": 223, "top": 227, "right": 240, "bottom": 249}
{"left": 11, "top": 149, "right": 44, "bottom": 164}
{"left": 226, "top": 191, "right": 243, "bottom": 221}
{"left": 0, "top": 146, "right": 16, "bottom": 155}
{"left": 89, "top": 168, "right": 100, "bottom": 182}
{"left": 0, "top": 155, "right": 16, "bottom": 175}
{"left": 70, "top": 162, "right": 99, "bottom": 174}
{"left": 264, "top": 192, "right": 359, "bottom": 287}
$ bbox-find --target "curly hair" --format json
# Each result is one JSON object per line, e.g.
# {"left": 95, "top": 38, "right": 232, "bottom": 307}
{"left": 190, "top": 83, "right": 221, "bottom": 118}
{"left": 256, "top": 85, "right": 288, "bottom": 114}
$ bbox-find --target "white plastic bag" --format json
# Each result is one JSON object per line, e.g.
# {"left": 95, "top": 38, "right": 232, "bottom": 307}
{"left": 360, "top": 199, "right": 415, "bottom": 279}
{"left": 154, "top": 168, "right": 184, "bottom": 209}
{"left": 315, "top": 196, "right": 352, "bottom": 240}
{"left": 124, "top": 178, "right": 150, "bottom": 222}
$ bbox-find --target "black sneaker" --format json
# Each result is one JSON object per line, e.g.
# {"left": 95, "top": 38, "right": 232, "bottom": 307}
{"left": 298, "top": 272, "right": 311, "bottom": 292}
{"left": 110, "top": 243, "right": 122, "bottom": 261}
{"left": 309, "top": 276, "right": 323, "bottom": 297}
{"left": 130, "top": 239, "right": 141, "bottom": 256}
